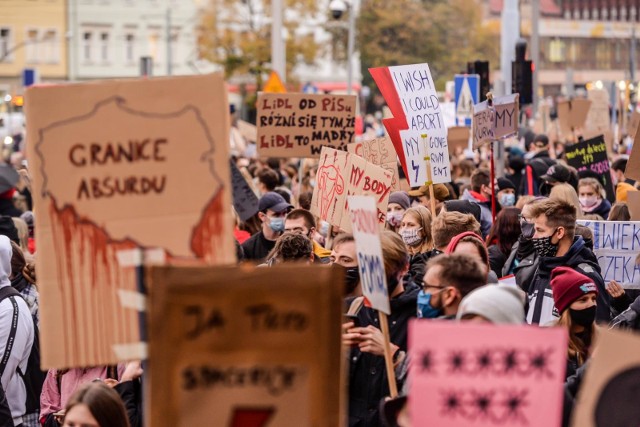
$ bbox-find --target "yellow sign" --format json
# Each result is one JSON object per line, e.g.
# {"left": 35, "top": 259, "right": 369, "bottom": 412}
{"left": 263, "top": 71, "right": 287, "bottom": 93}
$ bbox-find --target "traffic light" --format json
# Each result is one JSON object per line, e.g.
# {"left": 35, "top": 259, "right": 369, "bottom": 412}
{"left": 512, "top": 39, "right": 533, "bottom": 104}
{"left": 467, "top": 61, "right": 490, "bottom": 102}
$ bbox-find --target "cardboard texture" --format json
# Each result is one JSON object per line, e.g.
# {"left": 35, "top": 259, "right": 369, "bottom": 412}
{"left": 628, "top": 192, "right": 640, "bottom": 221}
{"left": 369, "top": 64, "right": 450, "bottom": 187}
{"left": 447, "top": 126, "right": 470, "bottom": 155}
{"left": 347, "top": 196, "right": 389, "bottom": 314}
{"left": 256, "top": 93, "right": 356, "bottom": 158}
{"left": 409, "top": 322, "right": 567, "bottom": 427}
{"left": 230, "top": 160, "right": 259, "bottom": 222}
{"left": 576, "top": 220, "right": 640, "bottom": 289}
{"left": 147, "top": 265, "right": 344, "bottom": 427}
{"left": 564, "top": 135, "right": 615, "bottom": 202}
{"left": 472, "top": 93, "right": 519, "bottom": 149}
{"left": 557, "top": 98, "right": 591, "bottom": 140}
{"left": 582, "top": 128, "right": 614, "bottom": 156}
{"left": 25, "top": 74, "right": 235, "bottom": 368}
{"left": 310, "top": 147, "right": 393, "bottom": 232}
{"left": 237, "top": 120, "right": 257, "bottom": 143}
{"left": 571, "top": 329, "right": 640, "bottom": 427}
{"left": 627, "top": 133, "right": 640, "bottom": 182}
{"left": 347, "top": 137, "right": 400, "bottom": 190}
{"left": 627, "top": 111, "right": 640, "bottom": 139}
{"left": 585, "top": 89, "right": 611, "bottom": 133}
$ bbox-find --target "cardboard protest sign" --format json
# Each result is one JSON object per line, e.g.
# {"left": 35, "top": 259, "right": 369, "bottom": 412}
{"left": 310, "top": 147, "right": 392, "bottom": 232}
{"left": 571, "top": 329, "right": 640, "bottom": 427}
{"left": 628, "top": 191, "right": 640, "bottom": 221}
{"left": 347, "top": 196, "right": 389, "bottom": 314}
{"left": 347, "top": 136, "right": 400, "bottom": 190}
{"left": 256, "top": 93, "right": 356, "bottom": 158}
{"left": 627, "top": 134, "right": 640, "bottom": 182}
{"left": 577, "top": 220, "right": 640, "bottom": 289}
{"left": 582, "top": 128, "right": 614, "bottom": 156}
{"left": 237, "top": 119, "right": 257, "bottom": 143}
{"left": 557, "top": 98, "right": 591, "bottom": 140}
{"left": 409, "top": 322, "right": 567, "bottom": 427}
{"left": 25, "top": 74, "right": 235, "bottom": 368}
{"left": 564, "top": 135, "right": 615, "bottom": 202}
{"left": 230, "top": 160, "right": 259, "bottom": 222}
{"left": 472, "top": 93, "right": 519, "bottom": 149}
{"left": 370, "top": 63, "right": 450, "bottom": 187}
{"left": 585, "top": 89, "right": 611, "bottom": 132}
{"left": 627, "top": 111, "right": 640, "bottom": 139}
{"left": 148, "top": 265, "right": 344, "bottom": 427}
{"left": 447, "top": 126, "right": 470, "bottom": 156}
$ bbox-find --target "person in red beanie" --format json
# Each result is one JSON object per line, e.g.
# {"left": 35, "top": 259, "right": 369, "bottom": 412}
{"left": 445, "top": 231, "right": 498, "bottom": 284}
{"left": 551, "top": 266, "right": 598, "bottom": 379}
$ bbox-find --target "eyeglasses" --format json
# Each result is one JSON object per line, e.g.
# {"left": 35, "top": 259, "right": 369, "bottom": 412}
{"left": 518, "top": 214, "right": 532, "bottom": 224}
{"left": 422, "top": 283, "right": 447, "bottom": 291}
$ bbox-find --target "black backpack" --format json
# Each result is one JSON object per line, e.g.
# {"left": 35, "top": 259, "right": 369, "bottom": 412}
{"left": 0, "top": 285, "right": 46, "bottom": 414}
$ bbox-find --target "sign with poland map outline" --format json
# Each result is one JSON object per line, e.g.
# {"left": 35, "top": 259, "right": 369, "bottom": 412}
{"left": 25, "top": 74, "right": 235, "bottom": 369}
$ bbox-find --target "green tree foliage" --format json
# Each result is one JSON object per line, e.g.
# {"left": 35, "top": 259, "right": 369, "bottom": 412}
{"left": 358, "top": 0, "right": 499, "bottom": 90}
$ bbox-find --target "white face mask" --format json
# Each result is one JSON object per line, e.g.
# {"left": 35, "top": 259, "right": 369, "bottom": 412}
{"left": 399, "top": 228, "right": 423, "bottom": 247}
{"left": 386, "top": 211, "right": 403, "bottom": 227}
{"left": 579, "top": 195, "right": 598, "bottom": 208}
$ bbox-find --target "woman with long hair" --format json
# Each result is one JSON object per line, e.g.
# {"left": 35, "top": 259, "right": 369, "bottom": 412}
{"left": 485, "top": 207, "right": 521, "bottom": 278}
{"left": 62, "top": 382, "right": 129, "bottom": 427}
{"left": 398, "top": 206, "right": 434, "bottom": 285}
{"left": 578, "top": 177, "right": 611, "bottom": 219}
{"left": 551, "top": 266, "right": 598, "bottom": 379}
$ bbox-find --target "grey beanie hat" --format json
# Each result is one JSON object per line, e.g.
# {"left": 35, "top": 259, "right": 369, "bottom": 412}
{"left": 456, "top": 284, "right": 526, "bottom": 324}
{"left": 388, "top": 191, "right": 410, "bottom": 210}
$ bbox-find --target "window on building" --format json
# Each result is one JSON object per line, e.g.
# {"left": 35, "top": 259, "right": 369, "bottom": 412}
{"left": 148, "top": 30, "right": 160, "bottom": 63}
{"left": 0, "top": 28, "right": 11, "bottom": 61}
{"left": 43, "top": 29, "right": 58, "bottom": 63}
{"left": 169, "top": 32, "right": 178, "bottom": 65}
{"left": 611, "top": 7, "right": 618, "bottom": 20}
{"left": 83, "top": 31, "right": 93, "bottom": 62}
{"left": 549, "top": 39, "right": 565, "bottom": 63}
{"left": 621, "top": 7, "right": 627, "bottom": 20}
{"left": 602, "top": 7, "right": 608, "bottom": 20}
{"left": 100, "top": 32, "right": 109, "bottom": 62}
{"left": 592, "top": 8, "right": 599, "bottom": 19}
{"left": 125, "top": 33, "right": 135, "bottom": 63}
{"left": 25, "top": 29, "right": 39, "bottom": 63}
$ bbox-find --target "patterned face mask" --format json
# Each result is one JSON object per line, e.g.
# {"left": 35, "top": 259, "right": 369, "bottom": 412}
{"left": 399, "top": 228, "right": 423, "bottom": 247}
{"left": 532, "top": 229, "right": 559, "bottom": 257}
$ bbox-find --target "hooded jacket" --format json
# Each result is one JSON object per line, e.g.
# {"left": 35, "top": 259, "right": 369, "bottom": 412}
{"left": 516, "top": 236, "right": 611, "bottom": 325}
{"left": 445, "top": 232, "right": 499, "bottom": 284}
{"left": 347, "top": 281, "right": 420, "bottom": 427}
{"left": 0, "top": 235, "right": 34, "bottom": 426}
{"left": 581, "top": 198, "right": 611, "bottom": 220}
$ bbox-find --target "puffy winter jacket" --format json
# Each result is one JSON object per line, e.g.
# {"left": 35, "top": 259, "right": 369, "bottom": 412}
{"left": 610, "top": 296, "right": 640, "bottom": 331}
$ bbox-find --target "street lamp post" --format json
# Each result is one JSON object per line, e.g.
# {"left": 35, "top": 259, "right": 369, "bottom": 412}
{"left": 330, "top": 0, "right": 358, "bottom": 95}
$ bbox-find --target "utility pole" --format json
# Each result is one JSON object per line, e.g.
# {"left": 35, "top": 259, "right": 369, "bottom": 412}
{"left": 67, "top": 0, "right": 77, "bottom": 81}
{"left": 271, "top": 0, "right": 285, "bottom": 82}
{"left": 166, "top": 8, "right": 172, "bottom": 76}
{"left": 631, "top": 27, "right": 636, "bottom": 83}
{"left": 531, "top": 0, "right": 540, "bottom": 110}
{"left": 500, "top": 0, "right": 520, "bottom": 95}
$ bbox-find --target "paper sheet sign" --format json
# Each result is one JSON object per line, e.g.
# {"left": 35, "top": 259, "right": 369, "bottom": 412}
{"left": 564, "top": 135, "right": 615, "bottom": 202}
{"left": 256, "top": 93, "right": 356, "bottom": 158}
{"left": 369, "top": 63, "right": 450, "bottom": 187}
{"left": 25, "top": 74, "right": 235, "bottom": 369}
{"left": 577, "top": 220, "right": 640, "bottom": 289}
{"left": 472, "top": 93, "right": 519, "bottom": 148}
{"left": 571, "top": 329, "right": 640, "bottom": 427}
{"left": 409, "top": 322, "right": 567, "bottom": 427}
{"left": 310, "top": 147, "right": 392, "bottom": 232}
{"left": 557, "top": 98, "right": 591, "bottom": 140}
{"left": 585, "top": 89, "right": 611, "bottom": 133}
{"left": 347, "top": 196, "right": 389, "bottom": 314}
{"left": 147, "top": 265, "right": 344, "bottom": 427}
{"left": 237, "top": 119, "right": 257, "bottom": 143}
{"left": 347, "top": 137, "right": 400, "bottom": 190}
{"left": 627, "top": 111, "right": 640, "bottom": 139}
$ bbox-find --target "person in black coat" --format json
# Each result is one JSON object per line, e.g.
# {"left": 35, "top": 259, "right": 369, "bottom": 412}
{"left": 0, "top": 382, "right": 13, "bottom": 427}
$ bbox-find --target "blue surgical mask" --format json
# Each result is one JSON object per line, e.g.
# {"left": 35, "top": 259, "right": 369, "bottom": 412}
{"left": 269, "top": 217, "right": 285, "bottom": 233}
{"left": 417, "top": 290, "right": 442, "bottom": 319}
{"left": 500, "top": 193, "right": 516, "bottom": 207}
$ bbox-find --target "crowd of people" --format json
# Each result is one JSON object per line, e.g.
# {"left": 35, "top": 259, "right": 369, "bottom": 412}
{"left": 0, "top": 108, "right": 638, "bottom": 427}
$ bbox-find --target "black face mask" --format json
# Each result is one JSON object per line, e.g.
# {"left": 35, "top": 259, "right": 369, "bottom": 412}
{"left": 569, "top": 305, "right": 597, "bottom": 328}
{"left": 343, "top": 266, "right": 360, "bottom": 294}
{"left": 521, "top": 222, "right": 535, "bottom": 239}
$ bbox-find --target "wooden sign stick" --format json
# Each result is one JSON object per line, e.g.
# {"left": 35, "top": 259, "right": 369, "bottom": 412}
{"left": 484, "top": 95, "right": 497, "bottom": 222}
{"left": 378, "top": 311, "right": 398, "bottom": 398}
{"left": 421, "top": 134, "right": 437, "bottom": 215}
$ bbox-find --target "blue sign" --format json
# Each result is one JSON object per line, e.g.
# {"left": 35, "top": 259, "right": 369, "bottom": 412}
{"left": 454, "top": 74, "right": 480, "bottom": 126}
{"left": 22, "top": 68, "right": 38, "bottom": 87}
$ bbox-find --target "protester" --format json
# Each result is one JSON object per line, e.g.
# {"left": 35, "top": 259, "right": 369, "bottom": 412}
{"left": 551, "top": 267, "right": 598, "bottom": 379}
{"left": 518, "top": 198, "right": 610, "bottom": 325}
{"left": 284, "top": 208, "right": 331, "bottom": 263}
{"left": 329, "top": 233, "right": 361, "bottom": 298}
{"left": 611, "top": 158, "right": 638, "bottom": 202}
{"left": 241, "top": 192, "right": 293, "bottom": 262}
{"left": 263, "top": 232, "right": 314, "bottom": 266}
{"left": 386, "top": 192, "right": 410, "bottom": 233}
{"left": 539, "top": 163, "right": 574, "bottom": 196}
{"left": 398, "top": 206, "right": 433, "bottom": 285}
{"left": 456, "top": 284, "right": 526, "bottom": 324}
{"left": 460, "top": 168, "right": 493, "bottom": 237}
{"left": 0, "top": 235, "right": 34, "bottom": 427}
{"left": 445, "top": 231, "right": 498, "bottom": 283}
{"left": 256, "top": 168, "right": 279, "bottom": 195}
{"left": 607, "top": 202, "right": 631, "bottom": 221}
{"left": 431, "top": 211, "right": 481, "bottom": 254}
{"left": 61, "top": 382, "right": 130, "bottom": 427}
{"left": 521, "top": 134, "right": 556, "bottom": 196}
{"left": 496, "top": 177, "right": 517, "bottom": 208}
{"left": 343, "top": 231, "right": 419, "bottom": 427}
{"left": 549, "top": 183, "right": 584, "bottom": 218}
{"left": 407, "top": 183, "right": 449, "bottom": 214}
{"left": 577, "top": 177, "right": 611, "bottom": 219}
{"left": 442, "top": 200, "right": 482, "bottom": 225}
{"left": 418, "top": 253, "right": 486, "bottom": 319}
{"left": 10, "top": 241, "right": 38, "bottom": 326}
{"left": 485, "top": 207, "right": 521, "bottom": 278}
